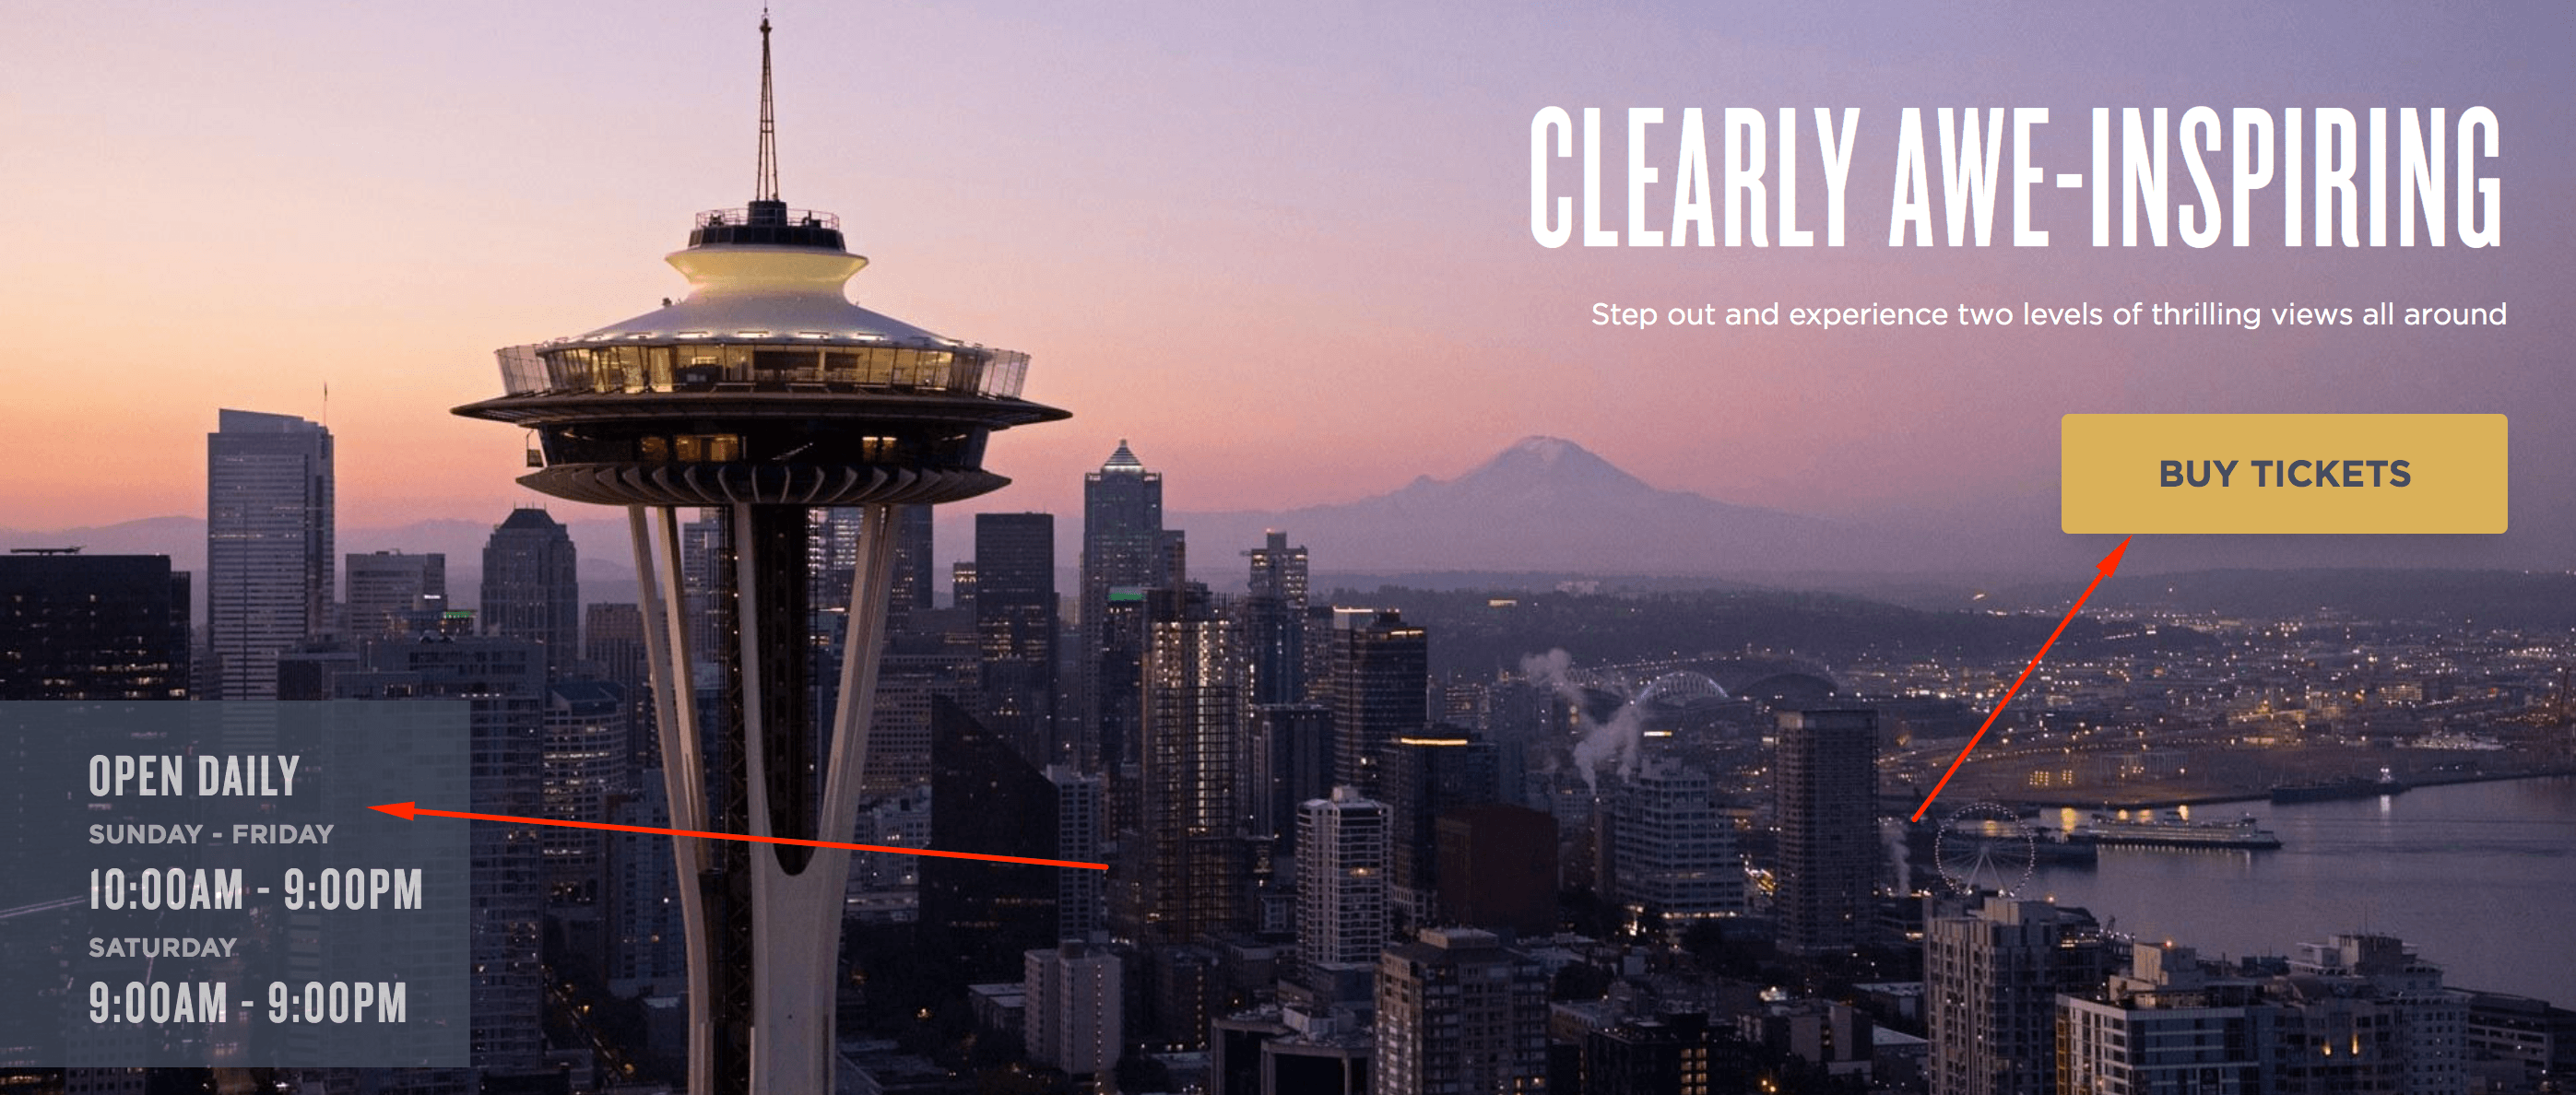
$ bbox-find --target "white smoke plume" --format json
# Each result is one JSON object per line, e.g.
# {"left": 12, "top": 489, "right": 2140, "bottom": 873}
{"left": 1519, "top": 648, "right": 1647, "bottom": 794}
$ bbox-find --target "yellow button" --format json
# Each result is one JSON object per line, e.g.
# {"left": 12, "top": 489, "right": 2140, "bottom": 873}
{"left": 2062, "top": 414, "right": 2507, "bottom": 534}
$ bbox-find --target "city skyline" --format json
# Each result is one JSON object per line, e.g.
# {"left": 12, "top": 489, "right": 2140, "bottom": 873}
{"left": 6, "top": 3, "right": 2571, "bottom": 575}
{"left": 6, "top": 5, "right": 2576, "bottom": 1092}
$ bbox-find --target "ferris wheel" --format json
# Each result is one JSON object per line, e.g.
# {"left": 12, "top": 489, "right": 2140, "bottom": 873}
{"left": 1932, "top": 801, "right": 2038, "bottom": 898}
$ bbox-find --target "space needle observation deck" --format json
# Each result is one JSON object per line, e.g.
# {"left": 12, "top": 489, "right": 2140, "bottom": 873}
{"left": 454, "top": 196, "right": 1064, "bottom": 507}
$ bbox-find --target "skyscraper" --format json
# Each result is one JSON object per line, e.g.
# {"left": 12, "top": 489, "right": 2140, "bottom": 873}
{"left": 894, "top": 503, "right": 933, "bottom": 622}
{"left": 1296, "top": 786, "right": 1389, "bottom": 971}
{"left": 1382, "top": 729, "right": 1500, "bottom": 923}
{"left": 1081, "top": 441, "right": 1164, "bottom": 770}
{"left": 0, "top": 552, "right": 189, "bottom": 701}
{"left": 862, "top": 633, "right": 980, "bottom": 798}
{"left": 811, "top": 503, "right": 930, "bottom": 630}
{"left": 1375, "top": 928, "right": 1549, "bottom": 1095}
{"left": 1242, "top": 530, "right": 1310, "bottom": 708}
{"left": 1247, "top": 702, "right": 1333, "bottom": 854}
{"left": 1434, "top": 805, "right": 1558, "bottom": 937}
{"left": 921, "top": 698, "right": 1063, "bottom": 981}
{"left": 1245, "top": 528, "right": 1309, "bottom": 609}
{"left": 332, "top": 636, "right": 548, "bottom": 1076}
{"left": 1329, "top": 608, "right": 1428, "bottom": 798}
{"left": 541, "top": 679, "right": 628, "bottom": 904}
{"left": 1774, "top": 709, "right": 1879, "bottom": 956}
{"left": 602, "top": 778, "right": 686, "bottom": 997}
{"left": 583, "top": 602, "right": 654, "bottom": 771}
{"left": 680, "top": 511, "right": 726, "bottom": 664}
{"left": 481, "top": 508, "right": 581, "bottom": 682}
{"left": 449, "top": 18, "right": 1067, "bottom": 1093}
{"left": 344, "top": 550, "right": 445, "bottom": 638}
{"left": 975, "top": 512, "right": 1060, "bottom": 766}
{"left": 206, "top": 407, "right": 332, "bottom": 700}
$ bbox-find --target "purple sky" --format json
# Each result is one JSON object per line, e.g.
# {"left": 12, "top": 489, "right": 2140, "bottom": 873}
{"left": 5, "top": 2, "right": 2569, "bottom": 568}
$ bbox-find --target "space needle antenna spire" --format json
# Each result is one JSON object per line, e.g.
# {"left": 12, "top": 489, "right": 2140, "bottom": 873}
{"left": 755, "top": 8, "right": 779, "bottom": 202}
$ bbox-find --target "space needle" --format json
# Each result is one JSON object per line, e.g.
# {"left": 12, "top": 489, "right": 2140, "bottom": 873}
{"left": 455, "top": 15, "right": 1068, "bottom": 1095}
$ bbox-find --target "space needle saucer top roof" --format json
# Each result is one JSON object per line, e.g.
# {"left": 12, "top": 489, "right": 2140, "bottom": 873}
{"left": 549, "top": 200, "right": 946, "bottom": 353}
{"left": 453, "top": 15, "right": 1067, "bottom": 509}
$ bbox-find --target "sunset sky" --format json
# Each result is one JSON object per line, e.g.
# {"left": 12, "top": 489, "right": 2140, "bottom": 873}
{"left": 5, "top": 2, "right": 2569, "bottom": 569}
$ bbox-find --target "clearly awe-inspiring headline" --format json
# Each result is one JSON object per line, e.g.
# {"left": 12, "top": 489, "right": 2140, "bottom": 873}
{"left": 1530, "top": 107, "right": 2501, "bottom": 250}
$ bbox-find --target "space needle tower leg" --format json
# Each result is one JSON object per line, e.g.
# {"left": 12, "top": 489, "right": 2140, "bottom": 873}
{"left": 733, "top": 501, "right": 899, "bottom": 1091}
{"left": 629, "top": 505, "right": 719, "bottom": 1091}
{"left": 630, "top": 501, "right": 897, "bottom": 1095}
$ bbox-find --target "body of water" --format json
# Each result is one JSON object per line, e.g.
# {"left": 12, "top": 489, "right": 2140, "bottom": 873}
{"left": 2017, "top": 775, "right": 2576, "bottom": 1002}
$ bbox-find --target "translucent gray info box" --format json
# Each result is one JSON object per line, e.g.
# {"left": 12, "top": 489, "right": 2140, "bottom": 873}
{"left": 0, "top": 702, "right": 469, "bottom": 1066}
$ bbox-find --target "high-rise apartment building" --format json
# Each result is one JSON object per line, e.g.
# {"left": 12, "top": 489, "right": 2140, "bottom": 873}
{"left": 1141, "top": 607, "right": 1248, "bottom": 943}
{"left": 602, "top": 779, "right": 686, "bottom": 997}
{"left": 1375, "top": 928, "right": 1548, "bottom": 1095}
{"left": 1024, "top": 940, "right": 1123, "bottom": 1078}
{"left": 1049, "top": 764, "right": 1105, "bottom": 944}
{"left": 2056, "top": 934, "right": 2470, "bottom": 1095}
{"left": 207, "top": 408, "right": 333, "bottom": 700}
{"left": 1924, "top": 897, "right": 2112, "bottom": 1095}
{"left": 1774, "top": 709, "right": 1878, "bottom": 956}
{"left": 2058, "top": 944, "right": 2275, "bottom": 1095}
{"left": 863, "top": 632, "right": 980, "bottom": 797}
{"left": 1297, "top": 786, "right": 1389, "bottom": 971}
{"left": 2286, "top": 934, "right": 2470, "bottom": 1095}
{"left": 892, "top": 504, "right": 933, "bottom": 621}
{"left": 811, "top": 504, "right": 933, "bottom": 630}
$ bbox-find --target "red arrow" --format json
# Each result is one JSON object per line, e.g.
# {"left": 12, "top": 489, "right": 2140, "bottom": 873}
{"left": 1910, "top": 536, "right": 2132, "bottom": 822}
{"left": 371, "top": 802, "right": 1107, "bottom": 871}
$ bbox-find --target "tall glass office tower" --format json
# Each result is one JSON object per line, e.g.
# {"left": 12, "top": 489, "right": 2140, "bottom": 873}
{"left": 206, "top": 407, "right": 333, "bottom": 701}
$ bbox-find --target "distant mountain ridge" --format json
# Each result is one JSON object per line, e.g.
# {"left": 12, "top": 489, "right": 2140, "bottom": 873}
{"left": 1173, "top": 435, "right": 1882, "bottom": 574}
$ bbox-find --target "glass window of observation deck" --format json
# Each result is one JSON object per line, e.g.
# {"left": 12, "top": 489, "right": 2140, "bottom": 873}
{"left": 525, "top": 342, "right": 1019, "bottom": 396}
{"left": 752, "top": 347, "right": 824, "bottom": 382}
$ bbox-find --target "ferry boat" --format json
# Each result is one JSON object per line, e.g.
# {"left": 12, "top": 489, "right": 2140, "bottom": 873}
{"left": 2269, "top": 767, "right": 2408, "bottom": 804}
{"left": 2067, "top": 810, "right": 2283, "bottom": 851}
